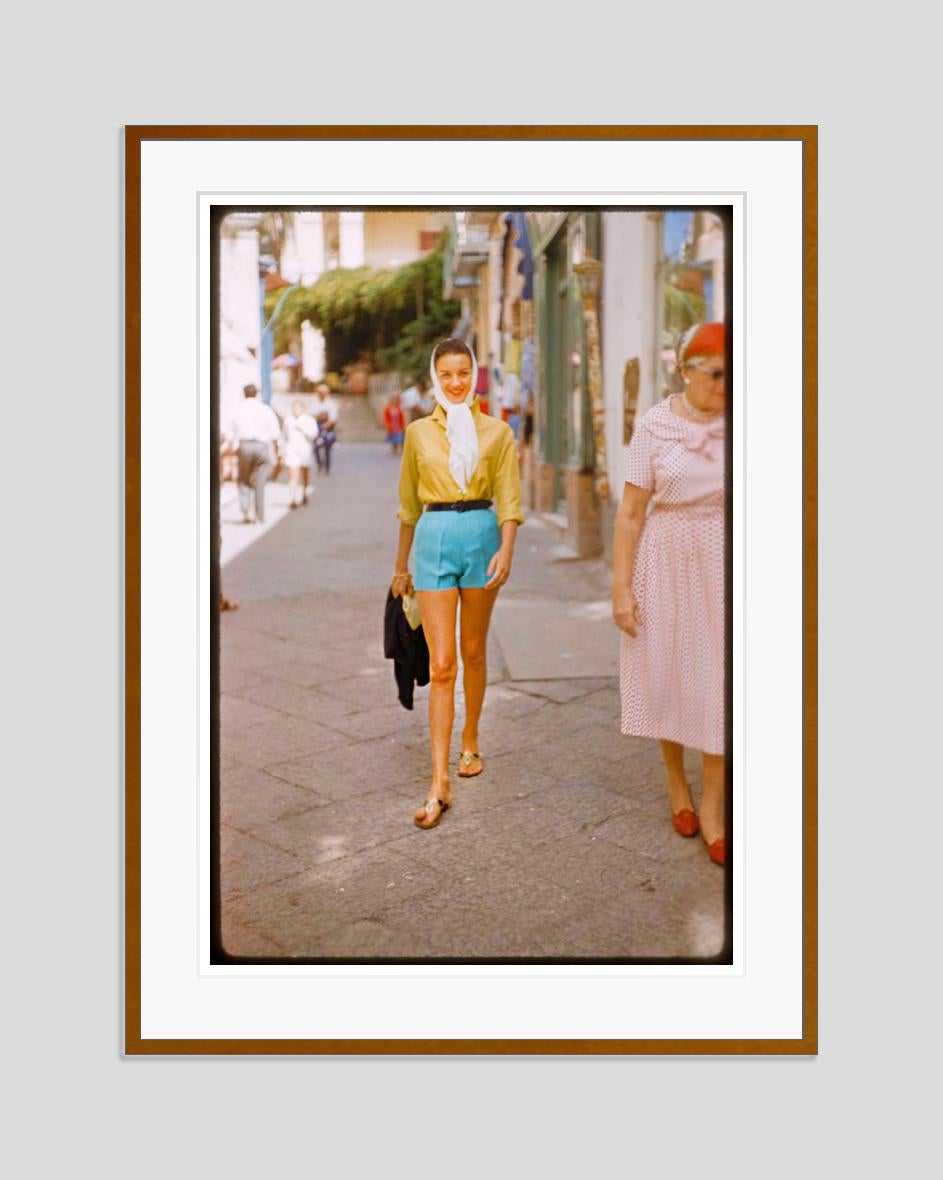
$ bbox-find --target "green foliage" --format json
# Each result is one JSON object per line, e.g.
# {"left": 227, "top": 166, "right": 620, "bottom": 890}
{"left": 263, "top": 237, "right": 461, "bottom": 377}
{"left": 662, "top": 281, "right": 706, "bottom": 347}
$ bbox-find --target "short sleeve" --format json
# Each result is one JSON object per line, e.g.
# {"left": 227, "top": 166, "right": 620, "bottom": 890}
{"left": 624, "top": 419, "right": 655, "bottom": 490}
{"left": 396, "top": 425, "right": 423, "bottom": 526}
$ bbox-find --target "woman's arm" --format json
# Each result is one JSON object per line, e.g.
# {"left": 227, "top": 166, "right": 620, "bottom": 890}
{"left": 612, "top": 482, "right": 653, "bottom": 636}
{"left": 391, "top": 523, "right": 415, "bottom": 597}
{"left": 485, "top": 520, "right": 518, "bottom": 590}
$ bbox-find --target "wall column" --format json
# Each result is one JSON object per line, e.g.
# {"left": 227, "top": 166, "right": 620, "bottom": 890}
{"left": 339, "top": 211, "right": 365, "bottom": 268}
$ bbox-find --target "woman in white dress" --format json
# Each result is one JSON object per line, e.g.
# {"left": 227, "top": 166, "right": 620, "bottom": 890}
{"left": 612, "top": 322, "right": 727, "bottom": 866}
{"left": 283, "top": 400, "right": 318, "bottom": 508}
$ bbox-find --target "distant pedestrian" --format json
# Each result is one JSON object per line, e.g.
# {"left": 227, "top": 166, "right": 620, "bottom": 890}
{"left": 311, "top": 382, "right": 339, "bottom": 474}
{"left": 391, "top": 337, "right": 524, "bottom": 830}
{"left": 416, "top": 379, "right": 433, "bottom": 418}
{"left": 283, "top": 399, "right": 318, "bottom": 508}
{"left": 382, "top": 392, "right": 406, "bottom": 455}
{"left": 612, "top": 322, "right": 727, "bottom": 866}
{"left": 401, "top": 376, "right": 430, "bottom": 424}
{"left": 218, "top": 534, "right": 237, "bottom": 611}
{"left": 220, "top": 436, "right": 239, "bottom": 484}
{"left": 400, "top": 379, "right": 421, "bottom": 423}
{"left": 226, "top": 383, "right": 282, "bottom": 524}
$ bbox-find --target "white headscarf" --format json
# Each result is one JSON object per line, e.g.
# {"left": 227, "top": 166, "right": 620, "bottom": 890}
{"left": 429, "top": 344, "right": 479, "bottom": 494}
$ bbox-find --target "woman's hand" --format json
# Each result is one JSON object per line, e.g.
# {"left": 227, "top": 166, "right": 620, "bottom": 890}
{"left": 613, "top": 591, "right": 642, "bottom": 637}
{"left": 391, "top": 571, "right": 413, "bottom": 599}
{"left": 485, "top": 547, "right": 513, "bottom": 590}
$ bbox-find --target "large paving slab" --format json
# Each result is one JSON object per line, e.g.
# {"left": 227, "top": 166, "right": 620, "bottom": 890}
{"left": 491, "top": 597, "right": 620, "bottom": 680}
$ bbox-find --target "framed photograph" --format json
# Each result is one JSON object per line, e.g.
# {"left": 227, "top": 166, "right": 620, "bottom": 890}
{"left": 126, "top": 125, "right": 816, "bottom": 1053}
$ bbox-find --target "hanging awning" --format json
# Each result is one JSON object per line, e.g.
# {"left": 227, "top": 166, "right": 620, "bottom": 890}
{"left": 505, "top": 211, "right": 534, "bottom": 300}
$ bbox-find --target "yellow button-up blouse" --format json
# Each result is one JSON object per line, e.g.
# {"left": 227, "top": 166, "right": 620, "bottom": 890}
{"left": 397, "top": 400, "right": 525, "bottom": 528}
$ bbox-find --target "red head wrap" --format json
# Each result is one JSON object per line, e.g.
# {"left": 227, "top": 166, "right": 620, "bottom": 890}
{"left": 677, "top": 322, "right": 725, "bottom": 367}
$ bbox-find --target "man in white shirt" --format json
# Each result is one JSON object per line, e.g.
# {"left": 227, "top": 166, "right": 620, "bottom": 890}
{"left": 226, "top": 384, "right": 282, "bottom": 524}
{"left": 400, "top": 380, "right": 420, "bottom": 423}
{"left": 311, "top": 382, "right": 340, "bottom": 473}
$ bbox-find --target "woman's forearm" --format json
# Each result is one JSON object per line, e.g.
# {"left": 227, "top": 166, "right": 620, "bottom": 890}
{"left": 498, "top": 520, "right": 518, "bottom": 554}
{"left": 612, "top": 513, "right": 643, "bottom": 602}
{"left": 394, "top": 523, "right": 415, "bottom": 573}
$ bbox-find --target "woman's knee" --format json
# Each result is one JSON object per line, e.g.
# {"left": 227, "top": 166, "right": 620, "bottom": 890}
{"left": 459, "top": 638, "right": 486, "bottom": 669}
{"left": 429, "top": 656, "right": 458, "bottom": 685}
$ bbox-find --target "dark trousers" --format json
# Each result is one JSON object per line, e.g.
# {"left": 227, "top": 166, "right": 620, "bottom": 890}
{"left": 314, "top": 430, "right": 336, "bottom": 471}
{"left": 237, "top": 441, "right": 272, "bottom": 522}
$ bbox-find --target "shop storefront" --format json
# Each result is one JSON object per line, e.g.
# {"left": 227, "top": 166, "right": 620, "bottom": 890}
{"left": 527, "top": 211, "right": 603, "bottom": 557}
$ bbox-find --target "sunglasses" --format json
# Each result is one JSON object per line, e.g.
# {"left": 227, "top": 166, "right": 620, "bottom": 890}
{"left": 687, "top": 362, "right": 725, "bottom": 381}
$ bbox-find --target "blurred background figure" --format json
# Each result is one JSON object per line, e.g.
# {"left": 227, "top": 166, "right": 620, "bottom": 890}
{"left": 219, "top": 436, "right": 239, "bottom": 485}
{"left": 382, "top": 391, "right": 406, "bottom": 455}
{"left": 311, "top": 382, "right": 339, "bottom": 474}
{"left": 416, "top": 379, "right": 433, "bottom": 418}
{"left": 400, "top": 377, "right": 420, "bottom": 422}
{"left": 226, "top": 383, "right": 282, "bottom": 524}
{"left": 283, "top": 399, "right": 318, "bottom": 508}
{"left": 401, "top": 376, "right": 430, "bottom": 423}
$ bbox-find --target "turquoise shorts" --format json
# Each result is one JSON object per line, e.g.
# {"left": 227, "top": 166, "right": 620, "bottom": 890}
{"left": 413, "top": 508, "right": 501, "bottom": 591}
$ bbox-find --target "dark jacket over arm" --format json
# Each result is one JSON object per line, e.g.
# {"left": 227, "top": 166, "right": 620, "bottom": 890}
{"left": 383, "top": 590, "right": 430, "bottom": 709}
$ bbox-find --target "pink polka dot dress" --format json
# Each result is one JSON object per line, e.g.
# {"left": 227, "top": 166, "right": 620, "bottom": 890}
{"left": 619, "top": 396, "right": 725, "bottom": 756}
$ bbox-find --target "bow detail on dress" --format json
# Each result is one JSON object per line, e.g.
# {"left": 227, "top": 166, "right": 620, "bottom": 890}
{"left": 646, "top": 410, "right": 724, "bottom": 462}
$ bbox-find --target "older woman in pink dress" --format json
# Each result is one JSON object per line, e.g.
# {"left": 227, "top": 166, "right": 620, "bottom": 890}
{"left": 612, "top": 322, "right": 727, "bottom": 865}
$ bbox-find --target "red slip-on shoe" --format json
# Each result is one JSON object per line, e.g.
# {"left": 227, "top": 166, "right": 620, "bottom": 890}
{"left": 706, "top": 837, "right": 725, "bottom": 866}
{"left": 672, "top": 809, "right": 699, "bottom": 838}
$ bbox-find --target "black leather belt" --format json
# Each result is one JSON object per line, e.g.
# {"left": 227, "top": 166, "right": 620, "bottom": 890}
{"left": 425, "top": 499, "right": 493, "bottom": 513}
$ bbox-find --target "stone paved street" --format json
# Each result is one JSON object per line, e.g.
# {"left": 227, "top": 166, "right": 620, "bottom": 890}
{"left": 218, "top": 423, "right": 726, "bottom": 961}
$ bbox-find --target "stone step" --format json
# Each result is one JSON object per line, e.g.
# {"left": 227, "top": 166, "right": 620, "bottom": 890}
{"left": 335, "top": 395, "right": 386, "bottom": 443}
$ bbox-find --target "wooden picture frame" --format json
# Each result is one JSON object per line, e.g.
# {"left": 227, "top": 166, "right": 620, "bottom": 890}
{"left": 125, "top": 125, "right": 816, "bottom": 1054}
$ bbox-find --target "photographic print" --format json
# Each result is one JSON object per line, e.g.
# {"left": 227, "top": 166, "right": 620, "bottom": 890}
{"left": 214, "top": 206, "right": 732, "bottom": 965}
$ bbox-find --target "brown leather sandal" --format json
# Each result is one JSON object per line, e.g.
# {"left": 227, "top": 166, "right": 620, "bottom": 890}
{"left": 458, "top": 752, "right": 483, "bottom": 778}
{"left": 414, "top": 796, "right": 450, "bottom": 830}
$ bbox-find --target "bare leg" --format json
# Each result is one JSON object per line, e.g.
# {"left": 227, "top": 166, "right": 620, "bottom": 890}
{"left": 415, "top": 589, "right": 459, "bottom": 802}
{"left": 302, "top": 468, "right": 309, "bottom": 502}
{"left": 289, "top": 467, "right": 299, "bottom": 506}
{"left": 659, "top": 739, "right": 695, "bottom": 816}
{"left": 699, "top": 752, "right": 725, "bottom": 845}
{"left": 458, "top": 586, "right": 499, "bottom": 761}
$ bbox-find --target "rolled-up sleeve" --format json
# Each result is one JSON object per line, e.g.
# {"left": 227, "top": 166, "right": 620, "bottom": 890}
{"left": 492, "top": 424, "right": 525, "bottom": 526}
{"left": 396, "top": 426, "right": 423, "bottom": 526}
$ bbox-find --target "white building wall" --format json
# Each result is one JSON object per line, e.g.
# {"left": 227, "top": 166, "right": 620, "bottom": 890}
{"left": 219, "top": 223, "right": 261, "bottom": 430}
{"left": 294, "top": 211, "right": 325, "bottom": 283}
{"left": 339, "top": 211, "right": 365, "bottom": 267}
{"left": 363, "top": 211, "right": 450, "bottom": 268}
{"left": 600, "top": 212, "right": 660, "bottom": 499}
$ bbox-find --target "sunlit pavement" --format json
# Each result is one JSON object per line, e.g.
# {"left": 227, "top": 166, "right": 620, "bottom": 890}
{"left": 220, "top": 479, "right": 299, "bottom": 567}
{"left": 218, "top": 442, "right": 726, "bottom": 963}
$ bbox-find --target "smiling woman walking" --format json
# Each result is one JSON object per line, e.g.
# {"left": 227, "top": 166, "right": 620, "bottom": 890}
{"left": 390, "top": 338, "right": 524, "bottom": 829}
